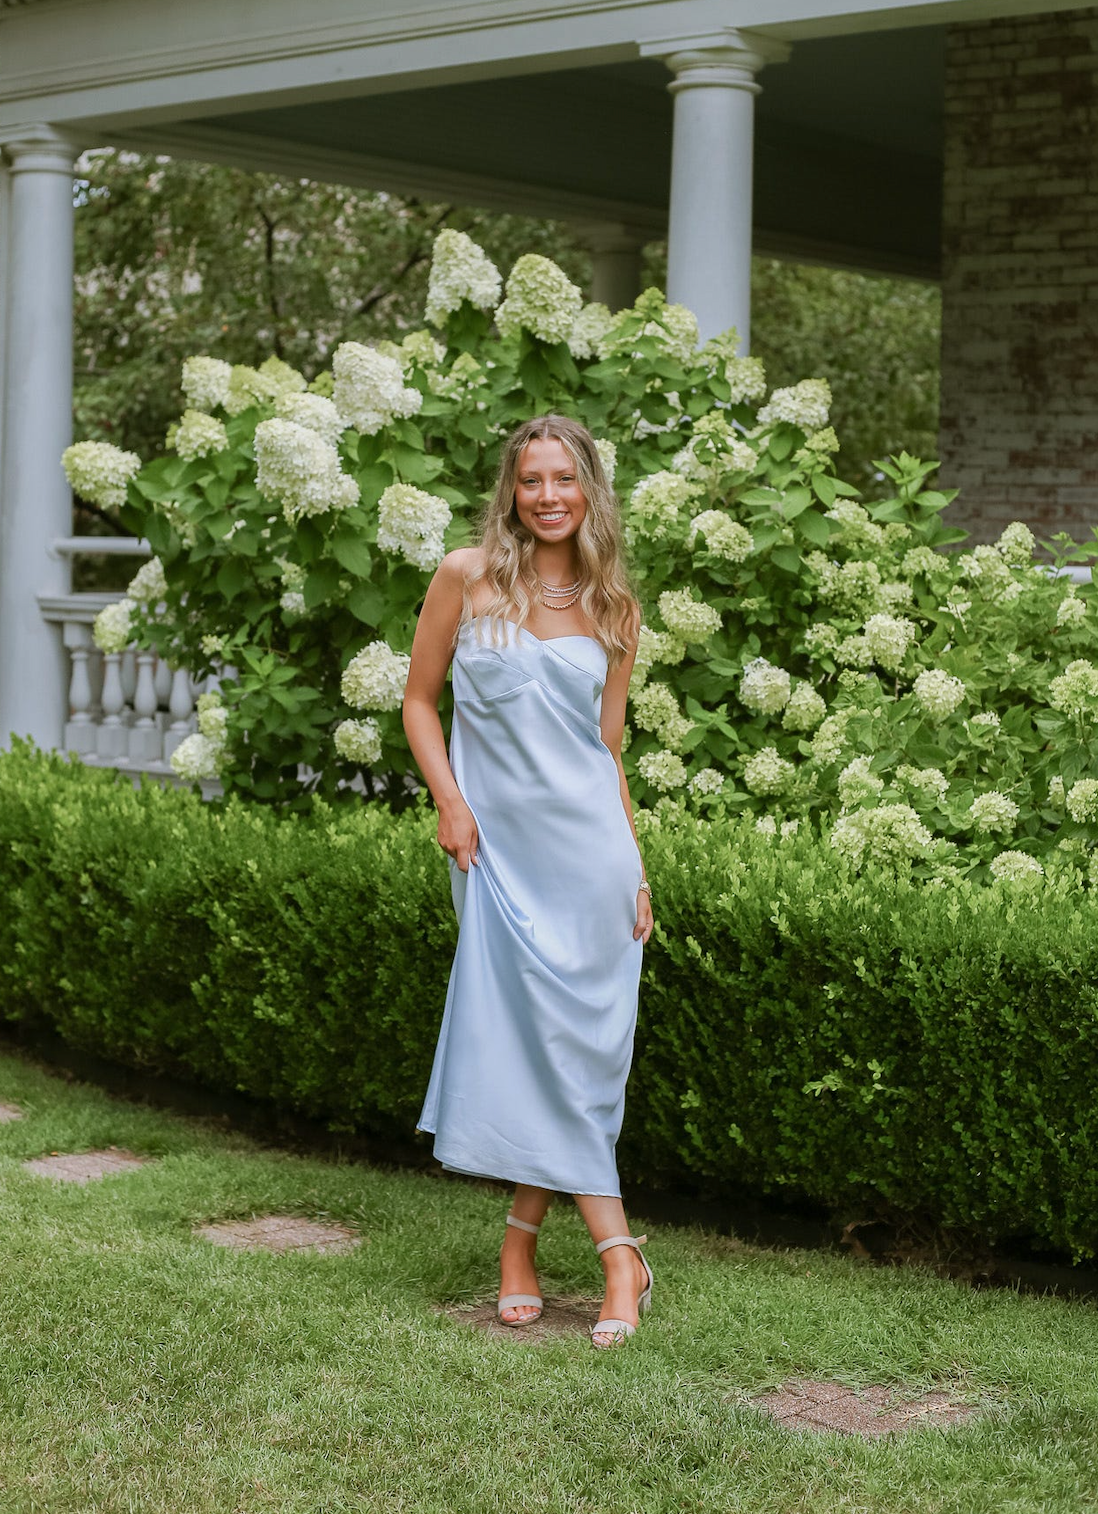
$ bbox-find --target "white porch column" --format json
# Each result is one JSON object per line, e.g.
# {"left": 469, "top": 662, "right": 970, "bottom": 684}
{"left": 643, "top": 31, "right": 788, "bottom": 349}
{"left": 0, "top": 155, "right": 10, "bottom": 472}
{"left": 580, "top": 223, "right": 646, "bottom": 313}
{"left": 0, "top": 127, "right": 76, "bottom": 749}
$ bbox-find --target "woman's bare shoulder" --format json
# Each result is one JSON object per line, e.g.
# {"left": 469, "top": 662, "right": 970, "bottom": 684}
{"left": 435, "top": 546, "right": 485, "bottom": 586}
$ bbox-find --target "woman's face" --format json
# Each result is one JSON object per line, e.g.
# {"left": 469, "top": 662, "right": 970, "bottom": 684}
{"left": 513, "top": 438, "right": 588, "bottom": 544}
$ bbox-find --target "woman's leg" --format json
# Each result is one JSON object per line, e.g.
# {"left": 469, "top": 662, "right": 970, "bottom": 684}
{"left": 499, "top": 1183, "right": 552, "bottom": 1323}
{"left": 573, "top": 1194, "right": 650, "bottom": 1344}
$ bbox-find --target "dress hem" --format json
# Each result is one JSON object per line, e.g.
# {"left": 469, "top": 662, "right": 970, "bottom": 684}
{"left": 418, "top": 1128, "right": 621, "bottom": 1198}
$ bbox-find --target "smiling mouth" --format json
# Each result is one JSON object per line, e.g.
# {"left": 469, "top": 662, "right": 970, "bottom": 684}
{"left": 535, "top": 511, "right": 567, "bottom": 523}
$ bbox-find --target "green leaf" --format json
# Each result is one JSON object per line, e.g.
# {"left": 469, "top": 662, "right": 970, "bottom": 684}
{"left": 304, "top": 560, "right": 342, "bottom": 610}
{"left": 797, "top": 509, "right": 833, "bottom": 547}
{"left": 346, "top": 583, "right": 386, "bottom": 627}
{"left": 330, "top": 531, "right": 373, "bottom": 578}
{"left": 215, "top": 557, "right": 248, "bottom": 601}
{"left": 771, "top": 546, "right": 802, "bottom": 575}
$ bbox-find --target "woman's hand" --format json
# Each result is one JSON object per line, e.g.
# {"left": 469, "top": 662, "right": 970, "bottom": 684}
{"left": 634, "top": 888, "right": 653, "bottom": 944}
{"left": 437, "top": 797, "right": 479, "bottom": 872}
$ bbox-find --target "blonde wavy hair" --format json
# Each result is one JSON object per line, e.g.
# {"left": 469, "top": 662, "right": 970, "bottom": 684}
{"left": 461, "top": 415, "right": 637, "bottom": 666}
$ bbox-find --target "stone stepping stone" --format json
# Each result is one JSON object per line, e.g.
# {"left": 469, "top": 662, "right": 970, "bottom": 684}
{"left": 751, "top": 1377, "right": 978, "bottom": 1438}
{"left": 440, "top": 1294, "right": 602, "bottom": 1343}
{"left": 0, "top": 1103, "right": 23, "bottom": 1123}
{"left": 195, "top": 1215, "right": 360, "bottom": 1255}
{"left": 23, "top": 1147, "right": 150, "bottom": 1184}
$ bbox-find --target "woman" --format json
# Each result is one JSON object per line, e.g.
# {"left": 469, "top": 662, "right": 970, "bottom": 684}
{"left": 402, "top": 415, "right": 654, "bottom": 1349}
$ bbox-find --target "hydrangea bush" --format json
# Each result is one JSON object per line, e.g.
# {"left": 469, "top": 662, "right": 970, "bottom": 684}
{"left": 63, "top": 233, "right": 1098, "bottom": 877}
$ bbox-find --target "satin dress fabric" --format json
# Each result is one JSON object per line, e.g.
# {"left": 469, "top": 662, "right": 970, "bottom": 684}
{"left": 418, "top": 616, "right": 644, "bottom": 1196}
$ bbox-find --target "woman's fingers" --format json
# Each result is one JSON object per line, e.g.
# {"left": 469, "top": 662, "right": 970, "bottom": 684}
{"left": 634, "top": 894, "right": 653, "bottom": 943}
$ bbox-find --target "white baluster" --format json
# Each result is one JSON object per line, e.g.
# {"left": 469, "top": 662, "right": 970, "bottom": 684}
{"left": 153, "top": 655, "right": 172, "bottom": 734}
{"left": 162, "top": 666, "right": 195, "bottom": 762}
{"left": 62, "top": 623, "right": 96, "bottom": 755}
{"left": 119, "top": 648, "right": 137, "bottom": 722}
{"left": 95, "top": 652, "right": 130, "bottom": 761}
{"left": 128, "top": 652, "right": 162, "bottom": 763}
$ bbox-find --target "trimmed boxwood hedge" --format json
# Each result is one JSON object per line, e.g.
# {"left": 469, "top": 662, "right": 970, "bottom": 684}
{"left": 3, "top": 743, "right": 1098, "bottom": 1256}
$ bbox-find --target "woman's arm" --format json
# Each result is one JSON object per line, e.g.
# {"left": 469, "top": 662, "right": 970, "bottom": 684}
{"left": 402, "top": 549, "right": 480, "bottom": 872}
{"left": 600, "top": 611, "right": 653, "bottom": 944}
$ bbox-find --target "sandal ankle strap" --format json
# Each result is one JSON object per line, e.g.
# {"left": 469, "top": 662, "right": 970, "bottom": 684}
{"left": 594, "top": 1233, "right": 647, "bottom": 1256}
{"left": 505, "top": 1213, "right": 541, "bottom": 1235}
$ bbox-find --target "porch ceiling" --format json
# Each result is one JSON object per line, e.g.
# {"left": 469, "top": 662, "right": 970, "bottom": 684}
{"left": 127, "top": 26, "right": 946, "bottom": 279}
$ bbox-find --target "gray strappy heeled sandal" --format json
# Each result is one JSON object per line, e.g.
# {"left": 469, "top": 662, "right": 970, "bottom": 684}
{"left": 590, "top": 1234, "right": 653, "bottom": 1348}
{"left": 497, "top": 1213, "right": 543, "bottom": 1326}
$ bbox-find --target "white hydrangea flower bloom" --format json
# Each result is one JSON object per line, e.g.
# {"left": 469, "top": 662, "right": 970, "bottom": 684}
{"left": 594, "top": 438, "right": 617, "bottom": 484}
{"left": 836, "top": 635, "right": 873, "bottom": 669}
{"left": 689, "top": 767, "right": 725, "bottom": 796}
{"left": 1048, "top": 775, "right": 1066, "bottom": 807}
{"left": 568, "top": 302, "right": 615, "bottom": 360}
{"left": 200, "top": 633, "right": 225, "bottom": 658}
{"left": 1057, "top": 594, "right": 1087, "bottom": 628}
{"left": 377, "top": 483, "right": 451, "bottom": 571}
{"left": 969, "top": 711, "right": 1001, "bottom": 730}
{"left": 658, "top": 589, "right": 721, "bottom": 644}
{"left": 399, "top": 330, "right": 446, "bottom": 370}
{"left": 830, "top": 804, "right": 933, "bottom": 869}
{"left": 174, "top": 408, "right": 229, "bottom": 461}
{"left": 1066, "top": 778, "right": 1098, "bottom": 823}
{"left": 757, "top": 378, "right": 832, "bottom": 431}
{"left": 812, "top": 557, "right": 883, "bottom": 618}
{"left": 969, "top": 791, "right": 1019, "bottom": 834}
{"left": 637, "top": 749, "right": 688, "bottom": 792}
{"left": 334, "top": 716, "right": 383, "bottom": 766}
{"left": 838, "top": 755, "right": 885, "bottom": 809}
{"left": 223, "top": 360, "right": 302, "bottom": 417}
{"left": 825, "top": 499, "right": 886, "bottom": 553}
{"left": 863, "top": 613, "right": 918, "bottom": 673}
{"left": 990, "top": 850, "right": 1044, "bottom": 882}
{"left": 425, "top": 230, "right": 502, "bottom": 326}
{"left": 275, "top": 391, "right": 346, "bottom": 448}
{"left": 600, "top": 293, "right": 699, "bottom": 365}
{"left": 332, "top": 342, "right": 422, "bottom": 435}
{"left": 896, "top": 765, "right": 950, "bottom": 805}
{"left": 996, "top": 521, "right": 1036, "bottom": 564}
{"left": 254, "top": 418, "right": 359, "bottom": 523}
{"left": 743, "top": 746, "right": 795, "bottom": 796}
{"left": 781, "top": 683, "right": 827, "bottom": 732}
{"left": 803, "top": 623, "right": 841, "bottom": 659}
{"left": 699, "top": 334, "right": 767, "bottom": 404}
{"left": 739, "top": 657, "right": 792, "bottom": 715}
{"left": 170, "top": 731, "right": 223, "bottom": 782}
{"left": 808, "top": 712, "right": 850, "bottom": 764}
{"left": 495, "top": 254, "right": 584, "bottom": 345}
{"left": 633, "top": 682, "right": 681, "bottom": 734}
{"left": 803, "top": 427, "right": 840, "bottom": 455}
{"left": 913, "top": 668, "right": 967, "bottom": 721}
{"left": 93, "top": 598, "right": 136, "bottom": 654}
{"left": 126, "top": 557, "right": 167, "bottom": 605}
{"left": 673, "top": 413, "right": 758, "bottom": 485}
{"left": 197, "top": 699, "right": 228, "bottom": 744}
{"left": 628, "top": 471, "right": 699, "bottom": 540}
{"left": 182, "top": 356, "right": 232, "bottom": 412}
{"left": 62, "top": 441, "right": 142, "bottom": 509}
{"left": 629, "top": 625, "right": 687, "bottom": 696}
{"left": 280, "top": 590, "right": 307, "bottom": 616}
{"left": 1049, "top": 659, "right": 1098, "bottom": 717}
{"left": 341, "top": 640, "right": 412, "bottom": 712}
{"left": 901, "top": 546, "right": 941, "bottom": 579}
{"left": 688, "top": 511, "right": 753, "bottom": 564}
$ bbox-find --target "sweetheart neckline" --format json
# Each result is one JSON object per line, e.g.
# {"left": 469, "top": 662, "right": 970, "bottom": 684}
{"left": 467, "top": 615, "right": 604, "bottom": 651}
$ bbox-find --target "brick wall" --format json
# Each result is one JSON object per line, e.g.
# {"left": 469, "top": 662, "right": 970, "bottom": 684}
{"left": 939, "top": 8, "right": 1098, "bottom": 543}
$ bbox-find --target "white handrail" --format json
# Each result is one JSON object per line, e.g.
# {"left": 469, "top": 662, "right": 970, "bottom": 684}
{"left": 51, "top": 536, "right": 152, "bottom": 557}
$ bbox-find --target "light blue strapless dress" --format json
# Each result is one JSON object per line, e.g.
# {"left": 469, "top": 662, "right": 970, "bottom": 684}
{"left": 418, "top": 617, "right": 644, "bottom": 1196}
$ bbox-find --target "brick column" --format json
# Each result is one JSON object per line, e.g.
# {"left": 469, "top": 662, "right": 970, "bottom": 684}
{"left": 939, "top": 9, "right": 1098, "bottom": 542}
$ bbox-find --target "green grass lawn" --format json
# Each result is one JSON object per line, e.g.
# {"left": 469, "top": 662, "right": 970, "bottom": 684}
{"left": 0, "top": 1049, "right": 1096, "bottom": 1514}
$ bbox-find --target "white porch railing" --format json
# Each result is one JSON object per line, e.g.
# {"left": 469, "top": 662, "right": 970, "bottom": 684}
{"left": 37, "top": 536, "right": 217, "bottom": 784}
